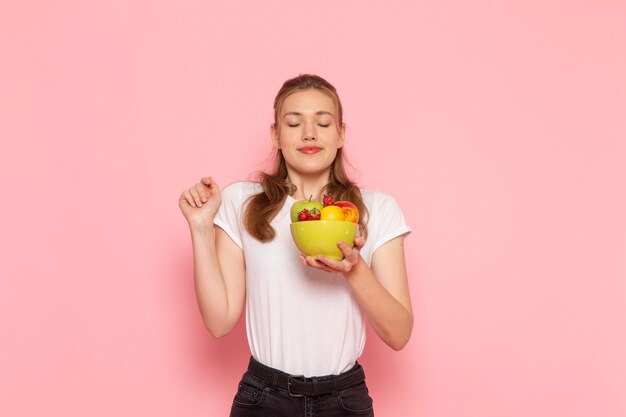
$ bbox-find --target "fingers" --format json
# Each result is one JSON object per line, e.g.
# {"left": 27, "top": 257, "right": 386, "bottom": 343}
{"left": 197, "top": 177, "right": 222, "bottom": 206}
{"left": 181, "top": 190, "right": 198, "bottom": 208}
{"left": 304, "top": 256, "right": 336, "bottom": 273}
{"left": 305, "top": 240, "right": 360, "bottom": 274}
{"left": 201, "top": 176, "right": 221, "bottom": 195}
{"left": 337, "top": 241, "right": 359, "bottom": 264}
{"left": 194, "top": 183, "right": 208, "bottom": 204}
{"left": 354, "top": 236, "right": 366, "bottom": 249}
{"left": 298, "top": 238, "right": 362, "bottom": 274}
{"left": 189, "top": 184, "right": 204, "bottom": 207}
{"left": 313, "top": 255, "right": 347, "bottom": 273}
{"left": 180, "top": 176, "right": 220, "bottom": 209}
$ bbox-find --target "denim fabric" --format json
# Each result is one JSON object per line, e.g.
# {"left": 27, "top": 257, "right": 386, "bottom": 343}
{"left": 229, "top": 365, "right": 374, "bottom": 417}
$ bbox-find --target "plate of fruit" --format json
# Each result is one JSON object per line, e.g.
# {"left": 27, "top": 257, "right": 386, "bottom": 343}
{"left": 290, "top": 194, "right": 359, "bottom": 261}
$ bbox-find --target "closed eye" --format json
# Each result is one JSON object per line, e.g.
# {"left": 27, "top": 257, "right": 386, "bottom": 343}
{"left": 287, "top": 123, "right": 300, "bottom": 127}
{"left": 318, "top": 124, "right": 330, "bottom": 128}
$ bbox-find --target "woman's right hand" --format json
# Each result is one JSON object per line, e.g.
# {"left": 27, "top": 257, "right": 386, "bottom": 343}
{"left": 179, "top": 177, "right": 222, "bottom": 230}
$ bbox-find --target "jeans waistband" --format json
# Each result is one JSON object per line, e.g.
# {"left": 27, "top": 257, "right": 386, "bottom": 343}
{"left": 246, "top": 357, "right": 365, "bottom": 398}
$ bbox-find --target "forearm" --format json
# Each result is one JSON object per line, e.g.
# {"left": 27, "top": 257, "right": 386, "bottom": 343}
{"left": 345, "top": 258, "right": 413, "bottom": 350}
{"left": 189, "top": 225, "right": 234, "bottom": 337}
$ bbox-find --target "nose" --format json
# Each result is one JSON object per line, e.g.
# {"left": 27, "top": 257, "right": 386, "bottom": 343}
{"left": 303, "top": 121, "right": 316, "bottom": 141}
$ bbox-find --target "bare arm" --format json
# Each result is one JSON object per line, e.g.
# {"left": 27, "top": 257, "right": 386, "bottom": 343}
{"left": 180, "top": 177, "right": 246, "bottom": 338}
{"left": 302, "top": 236, "right": 413, "bottom": 350}
{"left": 189, "top": 225, "right": 246, "bottom": 338}
{"left": 346, "top": 237, "right": 413, "bottom": 350}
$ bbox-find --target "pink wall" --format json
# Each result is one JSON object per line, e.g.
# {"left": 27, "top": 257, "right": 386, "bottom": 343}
{"left": 1, "top": 1, "right": 625, "bottom": 416}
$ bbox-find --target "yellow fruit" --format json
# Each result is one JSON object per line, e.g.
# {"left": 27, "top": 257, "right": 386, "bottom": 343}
{"left": 320, "top": 205, "right": 345, "bottom": 221}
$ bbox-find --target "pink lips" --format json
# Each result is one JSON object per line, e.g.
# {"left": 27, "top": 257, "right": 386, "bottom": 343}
{"left": 298, "top": 146, "right": 322, "bottom": 154}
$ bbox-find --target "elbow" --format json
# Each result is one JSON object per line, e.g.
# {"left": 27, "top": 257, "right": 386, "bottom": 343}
{"left": 388, "top": 334, "right": 411, "bottom": 351}
{"left": 203, "top": 318, "right": 235, "bottom": 339}
{"left": 208, "top": 327, "right": 230, "bottom": 339}
{"left": 379, "top": 328, "right": 412, "bottom": 351}
{"left": 386, "top": 317, "right": 413, "bottom": 351}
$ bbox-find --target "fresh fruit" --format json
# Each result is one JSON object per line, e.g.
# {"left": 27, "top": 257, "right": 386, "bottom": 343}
{"left": 297, "top": 209, "right": 310, "bottom": 222}
{"left": 289, "top": 196, "right": 358, "bottom": 260}
{"left": 297, "top": 208, "right": 321, "bottom": 221}
{"left": 290, "top": 196, "right": 324, "bottom": 222}
{"left": 309, "top": 208, "right": 321, "bottom": 220}
{"left": 320, "top": 205, "right": 345, "bottom": 221}
{"left": 334, "top": 201, "right": 359, "bottom": 223}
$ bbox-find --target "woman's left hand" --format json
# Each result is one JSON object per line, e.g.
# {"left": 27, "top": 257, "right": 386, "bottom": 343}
{"left": 299, "top": 236, "right": 366, "bottom": 274}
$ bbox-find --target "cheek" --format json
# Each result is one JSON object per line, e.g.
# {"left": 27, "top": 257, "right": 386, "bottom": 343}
{"left": 278, "top": 131, "right": 300, "bottom": 146}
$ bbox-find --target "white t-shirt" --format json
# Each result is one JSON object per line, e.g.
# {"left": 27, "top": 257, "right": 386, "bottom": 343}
{"left": 213, "top": 181, "right": 411, "bottom": 377}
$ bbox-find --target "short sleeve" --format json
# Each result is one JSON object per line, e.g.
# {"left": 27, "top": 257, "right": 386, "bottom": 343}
{"left": 213, "top": 182, "right": 245, "bottom": 249}
{"left": 368, "top": 192, "right": 412, "bottom": 254}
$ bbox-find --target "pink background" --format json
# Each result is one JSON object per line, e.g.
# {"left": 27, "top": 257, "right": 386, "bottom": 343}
{"left": 1, "top": 1, "right": 625, "bottom": 416}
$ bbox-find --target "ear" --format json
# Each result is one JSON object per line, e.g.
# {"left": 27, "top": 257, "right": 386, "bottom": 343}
{"left": 337, "top": 123, "right": 346, "bottom": 148}
{"left": 270, "top": 123, "right": 280, "bottom": 149}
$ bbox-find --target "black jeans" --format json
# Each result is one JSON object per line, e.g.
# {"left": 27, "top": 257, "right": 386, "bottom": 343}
{"left": 229, "top": 358, "right": 374, "bottom": 417}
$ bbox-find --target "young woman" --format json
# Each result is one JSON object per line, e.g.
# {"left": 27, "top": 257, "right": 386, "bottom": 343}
{"left": 179, "top": 74, "right": 413, "bottom": 417}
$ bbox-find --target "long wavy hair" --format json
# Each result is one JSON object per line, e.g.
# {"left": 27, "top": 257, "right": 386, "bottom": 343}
{"left": 243, "top": 74, "right": 368, "bottom": 241}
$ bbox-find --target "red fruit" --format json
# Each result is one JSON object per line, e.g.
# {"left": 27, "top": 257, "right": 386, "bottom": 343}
{"left": 308, "top": 208, "right": 321, "bottom": 220}
{"left": 322, "top": 194, "right": 335, "bottom": 206}
{"left": 297, "top": 208, "right": 321, "bottom": 221}
{"left": 334, "top": 201, "right": 359, "bottom": 223}
{"left": 297, "top": 209, "right": 310, "bottom": 222}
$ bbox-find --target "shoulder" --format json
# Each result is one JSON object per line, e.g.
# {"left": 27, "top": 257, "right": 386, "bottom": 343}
{"left": 360, "top": 188, "right": 403, "bottom": 212}
{"left": 220, "top": 180, "right": 262, "bottom": 202}
{"left": 360, "top": 187, "right": 409, "bottom": 229}
{"left": 358, "top": 188, "right": 411, "bottom": 263}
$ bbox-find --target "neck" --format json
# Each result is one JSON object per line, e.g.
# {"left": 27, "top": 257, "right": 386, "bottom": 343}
{"left": 287, "top": 168, "right": 332, "bottom": 202}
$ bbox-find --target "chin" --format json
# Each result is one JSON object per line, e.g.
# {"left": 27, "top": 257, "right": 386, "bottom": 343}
{"left": 303, "top": 162, "right": 334, "bottom": 173}
{"left": 286, "top": 159, "right": 332, "bottom": 175}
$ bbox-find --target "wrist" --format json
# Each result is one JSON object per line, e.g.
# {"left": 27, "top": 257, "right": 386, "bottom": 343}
{"left": 344, "top": 255, "right": 368, "bottom": 280}
{"left": 189, "top": 218, "right": 215, "bottom": 235}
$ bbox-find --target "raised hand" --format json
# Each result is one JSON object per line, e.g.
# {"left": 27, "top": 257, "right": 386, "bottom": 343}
{"left": 179, "top": 176, "right": 222, "bottom": 230}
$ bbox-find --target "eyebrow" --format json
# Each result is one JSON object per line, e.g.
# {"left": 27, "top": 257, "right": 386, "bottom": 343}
{"left": 283, "top": 111, "right": 335, "bottom": 118}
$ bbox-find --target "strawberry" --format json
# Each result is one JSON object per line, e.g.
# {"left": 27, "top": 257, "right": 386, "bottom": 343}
{"left": 309, "top": 208, "right": 321, "bottom": 220}
{"left": 297, "top": 209, "right": 310, "bottom": 222}
{"left": 322, "top": 194, "right": 335, "bottom": 207}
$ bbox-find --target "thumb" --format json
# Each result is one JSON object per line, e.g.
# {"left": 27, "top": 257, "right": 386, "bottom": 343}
{"left": 354, "top": 236, "right": 366, "bottom": 249}
{"left": 201, "top": 177, "right": 221, "bottom": 194}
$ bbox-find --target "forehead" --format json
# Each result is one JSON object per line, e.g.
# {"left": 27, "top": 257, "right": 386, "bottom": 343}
{"left": 280, "top": 89, "right": 336, "bottom": 116}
